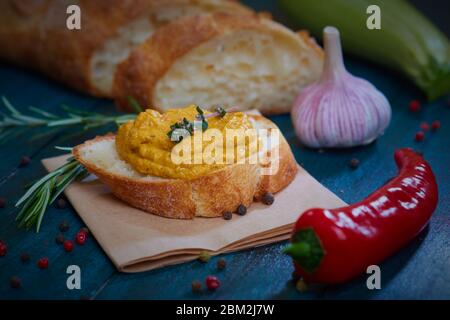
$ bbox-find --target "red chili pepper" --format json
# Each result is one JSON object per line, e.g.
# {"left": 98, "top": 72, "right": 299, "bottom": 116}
{"left": 284, "top": 148, "right": 438, "bottom": 284}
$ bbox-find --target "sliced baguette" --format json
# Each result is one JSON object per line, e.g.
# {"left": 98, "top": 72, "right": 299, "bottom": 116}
{"left": 115, "top": 12, "right": 323, "bottom": 114}
{"left": 0, "top": 0, "right": 252, "bottom": 96}
{"left": 73, "top": 114, "right": 298, "bottom": 219}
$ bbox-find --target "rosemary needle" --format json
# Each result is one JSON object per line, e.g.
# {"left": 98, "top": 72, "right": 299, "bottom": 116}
{"left": 0, "top": 96, "right": 137, "bottom": 144}
{"left": 15, "top": 155, "right": 88, "bottom": 232}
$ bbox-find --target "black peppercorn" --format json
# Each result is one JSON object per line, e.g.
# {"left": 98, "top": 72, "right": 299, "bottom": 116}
{"left": 56, "top": 198, "right": 66, "bottom": 209}
{"left": 20, "top": 252, "right": 30, "bottom": 263}
{"left": 262, "top": 193, "right": 274, "bottom": 205}
{"left": 236, "top": 204, "right": 247, "bottom": 216}
{"left": 0, "top": 197, "right": 5, "bottom": 208}
{"left": 59, "top": 221, "right": 69, "bottom": 232}
{"left": 191, "top": 280, "right": 202, "bottom": 292}
{"left": 349, "top": 158, "right": 360, "bottom": 169}
{"left": 19, "top": 156, "right": 31, "bottom": 167}
{"left": 10, "top": 276, "right": 21, "bottom": 289}
{"left": 217, "top": 258, "right": 226, "bottom": 270}
{"left": 55, "top": 233, "right": 65, "bottom": 244}
{"left": 222, "top": 211, "right": 232, "bottom": 220}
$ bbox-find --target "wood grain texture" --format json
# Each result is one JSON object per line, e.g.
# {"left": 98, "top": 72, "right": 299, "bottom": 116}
{"left": 0, "top": 0, "right": 449, "bottom": 300}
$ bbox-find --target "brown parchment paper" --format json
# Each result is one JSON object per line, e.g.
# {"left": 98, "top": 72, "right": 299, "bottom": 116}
{"left": 42, "top": 156, "right": 346, "bottom": 273}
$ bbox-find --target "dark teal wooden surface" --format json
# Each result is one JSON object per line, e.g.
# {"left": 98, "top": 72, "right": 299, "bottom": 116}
{"left": 0, "top": 0, "right": 449, "bottom": 300}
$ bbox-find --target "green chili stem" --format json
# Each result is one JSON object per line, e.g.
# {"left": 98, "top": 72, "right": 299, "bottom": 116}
{"left": 283, "top": 228, "right": 325, "bottom": 273}
{"left": 283, "top": 242, "right": 311, "bottom": 258}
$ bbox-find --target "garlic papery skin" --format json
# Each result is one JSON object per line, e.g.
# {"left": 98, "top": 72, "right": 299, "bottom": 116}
{"left": 291, "top": 26, "right": 391, "bottom": 148}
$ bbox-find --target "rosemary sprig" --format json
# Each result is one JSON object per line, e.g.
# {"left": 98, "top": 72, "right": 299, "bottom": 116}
{"left": 15, "top": 151, "right": 88, "bottom": 232}
{"left": 0, "top": 96, "right": 136, "bottom": 144}
{"left": 127, "top": 96, "right": 144, "bottom": 113}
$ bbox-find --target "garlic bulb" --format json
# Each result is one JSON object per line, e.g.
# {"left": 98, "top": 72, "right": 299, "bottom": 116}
{"left": 291, "top": 26, "right": 391, "bottom": 148}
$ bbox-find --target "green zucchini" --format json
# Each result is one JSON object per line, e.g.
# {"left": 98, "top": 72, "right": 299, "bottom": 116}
{"left": 279, "top": 0, "right": 450, "bottom": 100}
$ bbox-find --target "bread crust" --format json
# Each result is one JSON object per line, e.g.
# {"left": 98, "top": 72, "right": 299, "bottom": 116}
{"left": 0, "top": 0, "right": 150, "bottom": 96}
{"left": 114, "top": 12, "right": 323, "bottom": 113}
{"left": 254, "top": 128, "right": 298, "bottom": 200}
{"left": 73, "top": 115, "right": 298, "bottom": 219}
{"left": 0, "top": 0, "right": 252, "bottom": 96}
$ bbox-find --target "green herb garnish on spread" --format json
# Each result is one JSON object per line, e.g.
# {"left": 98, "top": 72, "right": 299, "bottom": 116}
{"left": 167, "top": 106, "right": 238, "bottom": 143}
{"left": 215, "top": 106, "right": 227, "bottom": 118}
{"left": 195, "top": 106, "right": 208, "bottom": 132}
{"left": 167, "top": 117, "right": 195, "bottom": 143}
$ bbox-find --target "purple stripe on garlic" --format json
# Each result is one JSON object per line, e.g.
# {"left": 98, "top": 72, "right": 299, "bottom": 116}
{"left": 291, "top": 26, "right": 391, "bottom": 148}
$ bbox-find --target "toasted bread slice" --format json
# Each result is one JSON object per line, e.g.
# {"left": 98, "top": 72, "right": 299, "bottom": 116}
{"left": 115, "top": 12, "right": 323, "bottom": 114}
{"left": 73, "top": 114, "right": 298, "bottom": 219}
